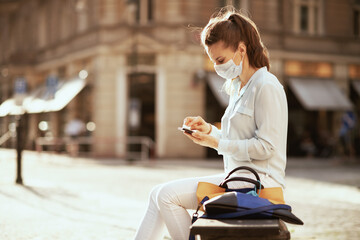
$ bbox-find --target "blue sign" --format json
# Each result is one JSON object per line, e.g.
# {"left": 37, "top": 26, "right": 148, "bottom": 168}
{"left": 14, "top": 77, "right": 27, "bottom": 106}
{"left": 14, "top": 77, "right": 27, "bottom": 95}
{"left": 46, "top": 75, "right": 58, "bottom": 99}
{"left": 340, "top": 111, "right": 356, "bottom": 136}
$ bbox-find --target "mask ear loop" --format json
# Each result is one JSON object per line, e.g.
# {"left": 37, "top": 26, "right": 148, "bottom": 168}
{"left": 238, "top": 52, "right": 245, "bottom": 65}
{"left": 232, "top": 51, "right": 241, "bottom": 65}
{"left": 235, "top": 52, "right": 245, "bottom": 95}
{"left": 230, "top": 51, "right": 242, "bottom": 82}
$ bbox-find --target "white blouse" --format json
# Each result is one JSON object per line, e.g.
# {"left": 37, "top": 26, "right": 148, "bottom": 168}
{"left": 209, "top": 67, "right": 288, "bottom": 188}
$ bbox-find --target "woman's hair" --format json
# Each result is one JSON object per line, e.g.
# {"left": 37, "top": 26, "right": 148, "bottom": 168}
{"left": 201, "top": 7, "right": 270, "bottom": 71}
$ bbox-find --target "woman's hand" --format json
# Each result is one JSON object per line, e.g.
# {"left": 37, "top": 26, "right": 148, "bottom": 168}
{"left": 183, "top": 116, "right": 211, "bottom": 134}
{"left": 184, "top": 131, "right": 219, "bottom": 149}
{"left": 182, "top": 116, "right": 218, "bottom": 149}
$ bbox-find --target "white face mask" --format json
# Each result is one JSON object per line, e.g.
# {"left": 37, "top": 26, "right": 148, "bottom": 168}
{"left": 214, "top": 51, "right": 243, "bottom": 79}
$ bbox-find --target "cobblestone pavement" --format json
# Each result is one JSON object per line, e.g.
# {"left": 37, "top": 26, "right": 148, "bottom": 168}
{"left": 0, "top": 149, "right": 359, "bottom": 240}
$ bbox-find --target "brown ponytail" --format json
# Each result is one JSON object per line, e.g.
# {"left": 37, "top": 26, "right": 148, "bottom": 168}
{"left": 201, "top": 8, "right": 270, "bottom": 70}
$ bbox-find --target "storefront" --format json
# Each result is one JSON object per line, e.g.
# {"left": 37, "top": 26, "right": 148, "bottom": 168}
{"left": 349, "top": 64, "right": 360, "bottom": 157}
{"left": 285, "top": 60, "right": 353, "bottom": 157}
{"left": 0, "top": 72, "right": 92, "bottom": 152}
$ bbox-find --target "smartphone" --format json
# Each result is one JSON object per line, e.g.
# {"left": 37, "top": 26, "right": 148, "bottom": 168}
{"left": 178, "top": 127, "right": 194, "bottom": 134}
{"left": 182, "top": 128, "right": 194, "bottom": 134}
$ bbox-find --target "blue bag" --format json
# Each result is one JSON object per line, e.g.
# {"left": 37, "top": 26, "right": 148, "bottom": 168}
{"left": 202, "top": 191, "right": 303, "bottom": 225}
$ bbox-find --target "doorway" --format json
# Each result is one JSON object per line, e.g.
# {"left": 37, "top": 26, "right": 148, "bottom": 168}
{"left": 127, "top": 73, "right": 156, "bottom": 157}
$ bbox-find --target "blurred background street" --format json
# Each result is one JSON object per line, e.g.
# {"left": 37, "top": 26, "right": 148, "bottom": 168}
{"left": 1, "top": 0, "right": 360, "bottom": 239}
{"left": 1, "top": 148, "right": 360, "bottom": 240}
{"left": 0, "top": 0, "right": 360, "bottom": 161}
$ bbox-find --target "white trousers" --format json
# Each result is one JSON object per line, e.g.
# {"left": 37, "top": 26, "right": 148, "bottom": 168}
{"left": 133, "top": 172, "right": 281, "bottom": 240}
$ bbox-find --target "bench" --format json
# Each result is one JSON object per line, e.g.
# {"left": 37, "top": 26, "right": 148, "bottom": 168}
{"left": 190, "top": 218, "right": 290, "bottom": 240}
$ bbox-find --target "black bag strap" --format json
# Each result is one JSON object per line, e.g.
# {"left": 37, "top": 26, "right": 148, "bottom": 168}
{"left": 224, "top": 166, "right": 260, "bottom": 181}
{"left": 220, "top": 177, "right": 264, "bottom": 190}
{"left": 220, "top": 166, "right": 264, "bottom": 189}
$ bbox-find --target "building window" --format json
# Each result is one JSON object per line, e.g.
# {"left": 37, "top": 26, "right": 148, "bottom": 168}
{"left": 300, "top": 5, "right": 309, "bottom": 32}
{"left": 219, "top": 0, "right": 249, "bottom": 10}
{"left": 147, "top": 0, "right": 153, "bottom": 22}
{"left": 293, "top": 0, "right": 322, "bottom": 35}
{"left": 38, "top": 5, "right": 47, "bottom": 48}
{"left": 349, "top": 64, "right": 360, "bottom": 80}
{"left": 75, "top": 0, "right": 88, "bottom": 32}
{"left": 128, "top": 0, "right": 153, "bottom": 25}
{"left": 285, "top": 60, "right": 333, "bottom": 78}
{"left": 355, "top": 9, "right": 360, "bottom": 37}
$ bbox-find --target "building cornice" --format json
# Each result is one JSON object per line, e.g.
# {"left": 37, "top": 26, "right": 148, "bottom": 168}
{"left": 269, "top": 49, "right": 360, "bottom": 64}
{"left": 3, "top": 23, "right": 360, "bottom": 70}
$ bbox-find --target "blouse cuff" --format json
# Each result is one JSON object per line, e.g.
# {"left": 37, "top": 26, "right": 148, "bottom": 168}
{"left": 209, "top": 124, "right": 221, "bottom": 139}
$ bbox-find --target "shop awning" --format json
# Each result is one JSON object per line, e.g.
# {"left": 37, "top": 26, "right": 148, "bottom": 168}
{"left": 0, "top": 99, "right": 24, "bottom": 116}
{"left": 206, "top": 72, "right": 229, "bottom": 108}
{"left": 0, "top": 78, "right": 86, "bottom": 117}
{"left": 352, "top": 80, "right": 360, "bottom": 96}
{"left": 288, "top": 78, "right": 353, "bottom": 111}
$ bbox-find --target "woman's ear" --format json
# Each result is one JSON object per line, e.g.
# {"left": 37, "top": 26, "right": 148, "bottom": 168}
{"left": 238, "top": 42, "right": 246, "bottom": 56}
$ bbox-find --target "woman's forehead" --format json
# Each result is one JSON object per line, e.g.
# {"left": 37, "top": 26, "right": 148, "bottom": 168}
{"left": 207, "top": 41, "right": 232, "bottom": 59}
{"left": 207, "top": 41, "right": 226, "bottom": 53}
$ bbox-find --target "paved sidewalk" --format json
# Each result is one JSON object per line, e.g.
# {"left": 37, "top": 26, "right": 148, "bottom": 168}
{"left": 0, "top": 149, "right": 359, "bottom": 240}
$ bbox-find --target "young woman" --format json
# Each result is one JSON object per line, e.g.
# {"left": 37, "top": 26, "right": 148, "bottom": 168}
{"left": 134, "top": 8, "right": 288, "bottom": 240}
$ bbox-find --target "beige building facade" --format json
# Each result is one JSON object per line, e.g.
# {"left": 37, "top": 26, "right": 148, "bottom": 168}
{"left": 1, "top": 0, "right": 360, "bottom": 159}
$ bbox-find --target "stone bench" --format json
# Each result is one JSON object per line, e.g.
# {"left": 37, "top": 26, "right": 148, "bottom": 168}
{"left": 190, "top": 218, "right": 290, "bottom": 240}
